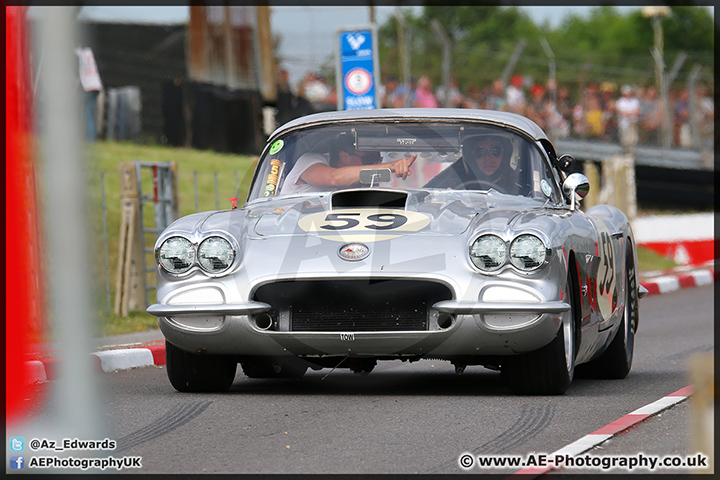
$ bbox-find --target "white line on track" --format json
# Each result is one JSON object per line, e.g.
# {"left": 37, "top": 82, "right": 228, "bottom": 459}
{"left": 512, "top": 385, "right": 694, "bottom": 476}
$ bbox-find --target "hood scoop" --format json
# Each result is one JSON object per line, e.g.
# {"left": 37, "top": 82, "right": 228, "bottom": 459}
{"left": 330, "top": 189, "right": 408, "bottom": 210}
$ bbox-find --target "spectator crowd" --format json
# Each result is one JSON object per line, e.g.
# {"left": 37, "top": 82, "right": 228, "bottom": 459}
{"left": 286, "top": 70, "right": 714, "bottom": 150}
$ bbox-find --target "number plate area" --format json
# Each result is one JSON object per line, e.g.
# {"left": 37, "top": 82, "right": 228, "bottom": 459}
{"left": 297, "top": 208, "right": 431, "bottom": 242}
{"left": 252, "top": 280, "right": 452, "bottom": 332}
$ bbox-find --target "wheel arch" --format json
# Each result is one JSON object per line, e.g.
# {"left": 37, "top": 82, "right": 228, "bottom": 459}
{"left": 566, "top": 250, "right": 582, "bottom": 358}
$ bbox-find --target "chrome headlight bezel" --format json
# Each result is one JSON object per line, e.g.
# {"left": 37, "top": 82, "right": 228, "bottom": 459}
{"left": 197, "top": 236, "right": 236, "bottom": 274}
{"left": 157, "top": 236, "right": 195, "bottom": 274}
{"left": 155, "top": 232, "right": 239, "bottom": 277}
{"left": 469, "top": 234, "right": 508, "bottom": 272}
{"left": 509, "top": 234, "right": 550, "bottom": 271}
{"left": 469, "top": 232, "right": 551, "bottom": 274}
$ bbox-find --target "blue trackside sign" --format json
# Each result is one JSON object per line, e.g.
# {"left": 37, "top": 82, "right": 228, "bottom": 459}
{"left": 336, "top": 25, "right": 380, "bottom": 110}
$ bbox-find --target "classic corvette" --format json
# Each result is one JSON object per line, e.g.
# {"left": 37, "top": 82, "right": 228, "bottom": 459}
{"left": 148, "top": 108, "right": 647, "bottom": 395}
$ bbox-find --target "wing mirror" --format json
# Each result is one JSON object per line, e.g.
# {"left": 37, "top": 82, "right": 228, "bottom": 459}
{"left": 359, "top": 168, "right": 391, "bottom": 187}
{"left": 562, "top": 173, "right": 590, "bottom": 211}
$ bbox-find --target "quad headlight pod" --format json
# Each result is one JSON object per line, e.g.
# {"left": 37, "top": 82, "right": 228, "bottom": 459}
{"left": 157, "top": 236, "right": 195, "bottom": 274}
{"left": 157, "top": 235, "right": 236, "bottom": 275}
{"left": 197, "top": 236, "right": 235, "bottom": 273}
{"left": 470, "top": 234, "right": 549, "bottom": 273}
{"left": 469, "top": 235, "right": 507, "bottom": 272}
{"left": 509, "top": 234, "right": 549, "bottom": 271}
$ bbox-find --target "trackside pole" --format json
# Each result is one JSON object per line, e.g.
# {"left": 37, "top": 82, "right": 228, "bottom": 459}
{"left": 36, "top": 5, "right": 104, "bottom": 454}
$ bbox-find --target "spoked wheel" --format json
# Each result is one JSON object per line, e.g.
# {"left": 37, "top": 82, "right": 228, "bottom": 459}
{"left": 165, "top": 341, "right": 237, "bottom": 393}
{"left": 576, "top": 243, "right": 637, "bottom": 379}
{"left": 504, "top": 273, "right": 577, "bottom": 395}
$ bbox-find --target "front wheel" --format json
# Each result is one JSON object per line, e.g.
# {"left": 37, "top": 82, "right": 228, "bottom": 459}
{"left": 166, "top": 341, "right": 237, "bottom": 392}
{"left": 504, "top": 274, "right": 576, "bottom": 395}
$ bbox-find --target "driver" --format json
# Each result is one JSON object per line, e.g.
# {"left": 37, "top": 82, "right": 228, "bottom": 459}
{"left": 280, "top": 133, "right": 416, "bottom": 195}
{"left": 464, "top": 135, "right": 513, "bottom": 187}
{"left": 424, "top": 134, "right": 514, "bottom": 192}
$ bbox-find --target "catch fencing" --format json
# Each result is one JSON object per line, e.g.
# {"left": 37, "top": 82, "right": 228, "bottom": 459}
{"left": 97, "top": 163, "right": 255, "bottom": 313}
{"left": 71, "top": 9, "right": 713, "bottom": 153}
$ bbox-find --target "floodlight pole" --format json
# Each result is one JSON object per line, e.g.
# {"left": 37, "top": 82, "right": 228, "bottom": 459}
{"left": 396, "top": 7, "right": 412, "bottom": 107}
{"left": 431, "top": 19, "right": 451, "bottom": 108}
{"left": 540, "top": 37, "right": 556, "bottom": 105}
{"left": 642, "top": 6, "right": 671, "bottom": 148}
{"left": 500, "top": 38, "right": 527, "bottom": 87}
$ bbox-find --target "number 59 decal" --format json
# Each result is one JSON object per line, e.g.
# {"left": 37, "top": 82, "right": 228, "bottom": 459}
{"left": 298, "top": 208, "right": 431, "bottom": 242}
{"left": 595, "top": 229, "right": 618, "bottom": 319}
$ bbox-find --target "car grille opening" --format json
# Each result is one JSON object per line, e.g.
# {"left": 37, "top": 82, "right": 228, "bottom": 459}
{"left": 253, "top": 279, "right": 452, "bottom": 332}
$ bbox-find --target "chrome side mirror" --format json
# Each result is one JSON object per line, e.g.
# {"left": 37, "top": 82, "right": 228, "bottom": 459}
{"left": 562, "top": 173, "right": 590, "bottom": 211}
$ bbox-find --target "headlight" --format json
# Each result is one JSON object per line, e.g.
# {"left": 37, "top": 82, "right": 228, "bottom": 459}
{"left": 158, "top": 236, "right": 195, "bottom": 274}
{"left": 470, "top": 235, "right": 507, "bottom": 271}
{"left": 197, "top": 236, "right": 235, "bottom": 273}
{"left": 510, "top": 234, "right": 548, "bottom": 271}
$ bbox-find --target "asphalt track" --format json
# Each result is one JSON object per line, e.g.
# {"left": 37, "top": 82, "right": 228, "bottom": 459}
{"left": 15, "top": 283, "right": 713, "bottom": 474}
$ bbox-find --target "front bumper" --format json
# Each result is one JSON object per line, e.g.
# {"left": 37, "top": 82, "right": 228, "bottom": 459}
{"left": 150, "top": 299, "right": 568, "bottom": 358}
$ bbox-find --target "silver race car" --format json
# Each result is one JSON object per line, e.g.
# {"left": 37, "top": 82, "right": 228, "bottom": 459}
{"left": 148, "top": 109, "right": 646, "bottom": 395}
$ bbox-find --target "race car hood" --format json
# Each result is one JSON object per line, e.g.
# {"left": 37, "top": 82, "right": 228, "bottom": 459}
{"left": 248, "top": 189, "right": 550, "bottom": 240}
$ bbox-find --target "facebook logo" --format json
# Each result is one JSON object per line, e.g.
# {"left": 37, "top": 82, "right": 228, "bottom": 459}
{"left": 10, "top": 455, "right": 24, "bottom": 470}
{"left": 10, "top": 437, "right": 24, "bottom": 452}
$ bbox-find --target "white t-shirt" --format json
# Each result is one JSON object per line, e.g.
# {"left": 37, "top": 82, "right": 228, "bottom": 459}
{"left": 279, "top": 152, "right": 331, "bottom": 195}
{"left": 506, "top": 85, "right": 525, "bottom": 109}
{"left": 616, "top": 96, "right": 641, "bottom": 130}
{"left": 75, "top": 47, "right": 103, "bottom": 92}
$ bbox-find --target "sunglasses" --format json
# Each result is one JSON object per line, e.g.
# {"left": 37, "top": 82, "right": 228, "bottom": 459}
{"left": 471, "top": 146, "right": 503, "bottom": 158}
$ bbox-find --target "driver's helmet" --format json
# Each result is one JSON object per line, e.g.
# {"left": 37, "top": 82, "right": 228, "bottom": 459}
{"left": 461, "top": 132, "right": 520, "bottom": 179}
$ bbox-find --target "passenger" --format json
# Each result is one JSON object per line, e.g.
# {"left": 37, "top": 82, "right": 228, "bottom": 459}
{"left": 280, "top": 133, "right": 416, "bottom": 195}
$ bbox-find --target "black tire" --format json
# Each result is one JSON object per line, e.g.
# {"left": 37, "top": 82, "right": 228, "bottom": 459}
{"left": 576, "top": 243, "right": 637, "bottom": 379}
{"left": 504, "top": 274, "right": 577, "bottom": 395}
{"left": 165, "top": 341, "right": 237, "bottom": 392}
{"left": 240, "top": 356, "right": 308, "bottom": 379}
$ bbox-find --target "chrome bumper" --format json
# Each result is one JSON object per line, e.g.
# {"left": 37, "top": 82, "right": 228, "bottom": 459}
{"left": 433, "top": 300, "right": 570, "bottom": 314}
{"left": 147, "top": 302, "right": 271, "bottom": 317}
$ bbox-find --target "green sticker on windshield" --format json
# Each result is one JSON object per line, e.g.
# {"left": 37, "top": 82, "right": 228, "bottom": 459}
{"left": 269, "top": 139, "right": 284, "bottom": 155}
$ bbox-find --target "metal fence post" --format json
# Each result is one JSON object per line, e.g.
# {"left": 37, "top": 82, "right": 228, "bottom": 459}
{"left": 101, "top": 172, "right": 111, "bottom": 312}
{"left": 500, "top": 39, "right": 527, "bottom": 87}
{"left": 688, "top": 64, "right": 702, "bottom": 149}
{"left": 194, "top": 169, "right": 199, "bottom": 212}
{"left": 430, "top": 19, "right": 451, "bottom": 108}
{"left": 115, "top": 162, "right": 146, "bottom": 316}
{"left": 215, "top": 171, "right": 220, "bottom": 209}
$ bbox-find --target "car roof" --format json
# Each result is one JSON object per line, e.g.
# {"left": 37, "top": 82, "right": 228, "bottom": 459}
{"left": 270, "top": 108, "right": 549, "bottom": 143}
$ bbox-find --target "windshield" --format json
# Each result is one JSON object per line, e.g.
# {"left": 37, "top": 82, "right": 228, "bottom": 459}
{"left": 249, "top": 122, "right": 561, "bottom": 203}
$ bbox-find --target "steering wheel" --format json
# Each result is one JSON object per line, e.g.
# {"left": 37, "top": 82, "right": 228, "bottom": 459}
{"left": 456, "top": 179, "right": 507, "bottom": 194}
